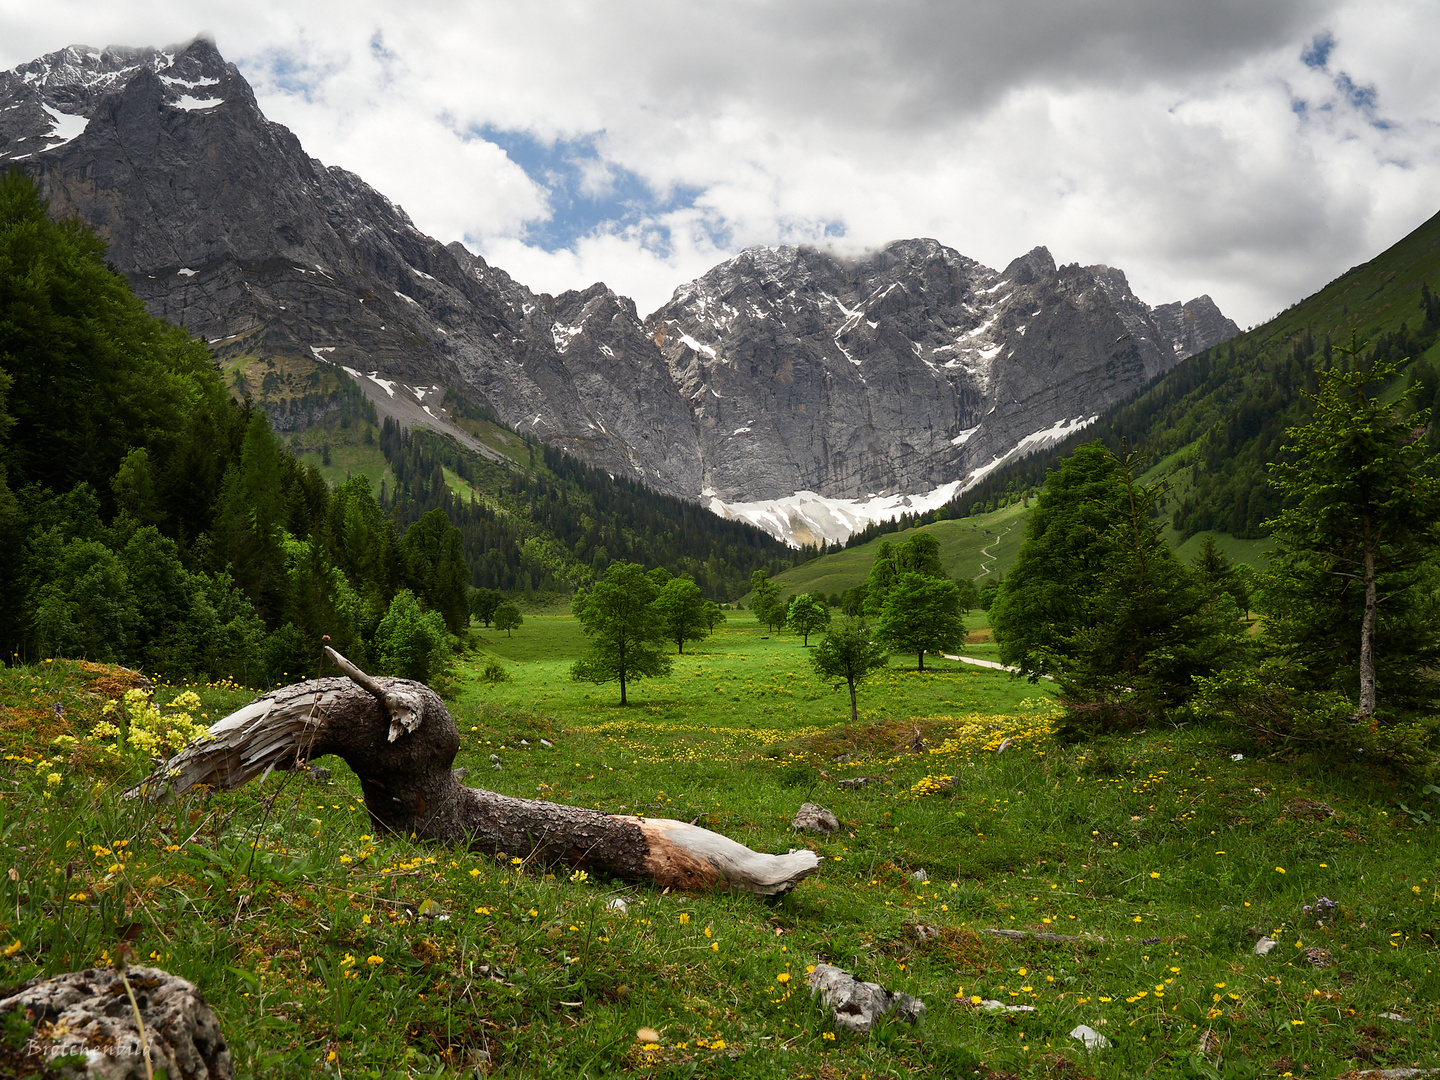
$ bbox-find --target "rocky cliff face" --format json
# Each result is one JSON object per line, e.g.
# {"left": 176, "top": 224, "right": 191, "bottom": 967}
{"left": 650, "top": 241, "right": 1237, "bottom": 505}
{"left": 0, "top": 39, "right": 1239, "bottom": 543}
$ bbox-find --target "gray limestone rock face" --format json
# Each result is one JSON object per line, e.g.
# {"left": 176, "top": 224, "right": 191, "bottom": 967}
{"left": 650, "top": 240, "right": 1239, "bottom": 503}
{"left": 0, "top": 38, "right": 701, "bottom": 494}
{"left": 0, "top": 965, "right": 233, "bottom": 1079}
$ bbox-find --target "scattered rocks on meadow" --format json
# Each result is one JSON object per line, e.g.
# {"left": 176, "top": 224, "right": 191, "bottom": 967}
{"left": 0, "top": 965, "right": 233, "bottom": 1080}
{"left": 791, "top": 803, "right": 840, "bottom": 834}
{"left": 836, "top": 776, "right": 885, "bottom": 790}
{"left": 807, "top": 963, "right": 926, "bottom": 1033}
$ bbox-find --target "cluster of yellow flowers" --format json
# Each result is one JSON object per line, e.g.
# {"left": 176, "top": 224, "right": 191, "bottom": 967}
{"left": 95, "top": 689, "right": 209, "bottom": 759}
{"left": 909, "top": 774, "right": 955, "bottom": 798}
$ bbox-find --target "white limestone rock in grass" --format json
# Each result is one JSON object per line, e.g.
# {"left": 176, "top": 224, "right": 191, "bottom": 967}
{"left": 807, "top": 963, "right": 925, "bottom": 1034}
{"left": 1069, "top": 1023, "right": 1111, "bottom": 1050}
{"left": 0, "top": 966, "right": 232, "bottom": 1079}
{"left": 791, "top": 802, "right": 840, "bottom": 834}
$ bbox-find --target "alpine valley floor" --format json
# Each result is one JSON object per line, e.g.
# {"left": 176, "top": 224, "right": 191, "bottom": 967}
{"left": 0, "top": 617, "right": 1435, "bottom": 1078}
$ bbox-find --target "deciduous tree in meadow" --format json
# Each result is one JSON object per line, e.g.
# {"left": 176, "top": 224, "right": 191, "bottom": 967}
{"left": 571, "top": 562, "right": 672, "bottom": 705}
{"left": 493, "top": 603, "right": 523, "bottom": 638}
{"left": 786, "top": 592, "right": 831, "bottom": 645}
{"left": 469, "top": 587, "right": 503, "bottom": 628}
{"left": 654, "top": 574, "right": 709, "bottom": 654}
{"left": 749, "top": 569, "right": 784, "bottom": 632}
{"left": 876, "top": 573, "right": 966, "bottom": 670}
{"left": 810, "top": 621, "right": 890, "bottom": 722}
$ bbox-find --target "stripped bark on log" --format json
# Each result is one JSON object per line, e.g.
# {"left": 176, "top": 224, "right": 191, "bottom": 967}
{"left": 130, "top": 648, "right": 819, "bottom": 896}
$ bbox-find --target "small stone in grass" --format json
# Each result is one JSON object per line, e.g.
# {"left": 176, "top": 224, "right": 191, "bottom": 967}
{"left": 1253, "top": 936, "right": 1277, "bottom": 956}
{"left": 1070, "top": 1023, "right": 1110, "bottom": 1050}
{"left": 911, "top": 869, "right": 929, "bottom": 883}
{"left": 1303, "top": 946, "right": 1334, "bottom": 968}
{"left": 808, "top": 963, "right": 926, "bottom": 1033}
{"left": 540, "top": 738, "right": 554, "bottom": 748}
{"left": 792, "top": 803, "right": 840, "bottom": 834}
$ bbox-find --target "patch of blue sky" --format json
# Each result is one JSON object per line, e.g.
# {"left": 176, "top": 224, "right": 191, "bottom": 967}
{"left": 1301, "top": 32, "right": 1334, "bottom": 70}
{"left": 477, "top": 126, "right": 702, "bottom": 254}
{"left": 1334, "top": 72, "right": 1378, "bottom": 112}
{"left": 255, "top": 51, "right": 321, "bottom": 100}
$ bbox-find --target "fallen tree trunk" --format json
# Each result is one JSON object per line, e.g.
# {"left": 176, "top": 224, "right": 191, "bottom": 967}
{"left": 130, "top": 647, "right": 818, "bottom": 895}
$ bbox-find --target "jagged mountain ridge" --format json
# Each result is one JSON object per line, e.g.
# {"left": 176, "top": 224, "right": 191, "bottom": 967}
{"left": 0, "top": 38, "right": 1238, "bottom": 544}
{"left": 649, "top": 241, "right": 1234, "bottom": 510}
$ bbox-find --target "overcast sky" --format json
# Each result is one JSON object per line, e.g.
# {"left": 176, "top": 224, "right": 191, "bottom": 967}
{"left": 3, "top": 0, "right": 1437, "bottom": 327}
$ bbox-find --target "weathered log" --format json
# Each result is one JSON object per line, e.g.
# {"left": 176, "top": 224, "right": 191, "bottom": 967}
{"left": 130, "top": 648, "right": 818, "bottom": 896}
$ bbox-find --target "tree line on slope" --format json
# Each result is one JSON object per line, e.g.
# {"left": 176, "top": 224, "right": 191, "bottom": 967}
{"left": 0, "top": 171, "right": 469, "bottom": 685}
{"left": 377, "top": 419, "right": 796, "bottom": 599}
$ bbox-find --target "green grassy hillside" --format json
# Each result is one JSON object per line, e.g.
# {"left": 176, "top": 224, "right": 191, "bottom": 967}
{"left": 771, "top": 502, "right": 1030, "bottom": 599}
{"left": 4, "top": 630, "right": 1436, "bottom": 1078}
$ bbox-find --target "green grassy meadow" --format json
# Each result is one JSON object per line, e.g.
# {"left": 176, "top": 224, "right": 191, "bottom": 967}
{"left": 2, "top": 619, "right": 1437, "bottom": 1079}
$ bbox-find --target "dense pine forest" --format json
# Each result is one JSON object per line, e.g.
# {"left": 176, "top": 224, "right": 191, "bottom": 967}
{"left": 0, "top": 172, "right": 793, "bottom": 685}
{"left": 379, "top": 421, "right": 793, "bottom": 597}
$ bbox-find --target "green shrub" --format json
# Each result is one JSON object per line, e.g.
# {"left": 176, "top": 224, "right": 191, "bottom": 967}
{"left": 374, "top": 589, "right": 451, "bottom": 684}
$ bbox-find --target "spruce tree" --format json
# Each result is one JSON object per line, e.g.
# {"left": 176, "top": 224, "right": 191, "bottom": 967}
{"left": 1261, "top": 333, "right": 1440, "bottom": 725}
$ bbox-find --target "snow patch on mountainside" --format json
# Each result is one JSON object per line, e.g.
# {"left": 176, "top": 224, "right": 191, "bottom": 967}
{"left": 706, "top": 413, "right": 1101, "bottom": 546}
{"left": 705, "top": 483, "right": 963, "bottom": 548}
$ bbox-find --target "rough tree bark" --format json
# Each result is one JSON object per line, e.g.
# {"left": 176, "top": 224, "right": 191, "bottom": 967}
{"left": 130, "top": 648, "right": 819, "bottom": 895}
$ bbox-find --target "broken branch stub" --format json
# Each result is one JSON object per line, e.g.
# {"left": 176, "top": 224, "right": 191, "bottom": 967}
{"left": 131, "top": 649, "right": 818, "bottom": 896}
